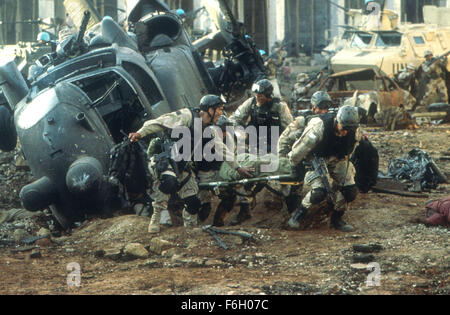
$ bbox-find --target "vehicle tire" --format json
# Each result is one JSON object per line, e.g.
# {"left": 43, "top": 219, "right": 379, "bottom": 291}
{"left": 0, "top": 105, "right": 17, "bottom": 152}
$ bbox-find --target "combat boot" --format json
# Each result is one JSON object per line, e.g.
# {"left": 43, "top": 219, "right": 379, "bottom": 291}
{"left": 230, "top": 203, "right": 251, "bottom": 226}
{"left": 148, "top": 209, "right": 161, "bottom": 234}
{"left": 329, "top": 211, "right": 354, "bottom": 232}
{"left": 288, "top": 205, "right": 308, "bottom": 229}
{"left": 182, "top": 208, "right": 198, "bottom": 228}
{"left": 213, "top": 203, "right": 228, "bottom": 227}
{"left": 285, "top": 194, "right": 301, "bottom": 214}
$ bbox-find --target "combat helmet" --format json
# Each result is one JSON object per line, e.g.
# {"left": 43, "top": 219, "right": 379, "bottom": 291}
{"left": 407, "top": 63, "right": 415, "bottom": 70}
{"left": 199, "top": 94, "right": 226, "bottom": 111}
{"left": 424, "top": 50, "right": 433, "bottom": 58}
{"left": 37, "top": 31, "right": 50, "bottom": 42}
{"left": 252, "top": 79, "right": 274, "bottom": 98}
{"left": 215, "top": 115, "right": 233, "bottom": 131}
{"left": 311, "top": 91, "right": 332, "bottom": 109}
{"left": 336, "top": 105, "right": 359, "bottom": 129}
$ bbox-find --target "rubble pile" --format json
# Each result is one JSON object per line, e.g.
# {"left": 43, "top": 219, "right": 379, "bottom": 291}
{"left": 0, "top": 149, "right": 32, "bottom": 209}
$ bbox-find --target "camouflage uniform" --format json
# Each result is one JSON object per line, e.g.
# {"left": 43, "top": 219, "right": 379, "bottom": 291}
{"left": 230, "top": 97, "right": 293, "bottom": 153}
{"left": 137, "top": 108, "right": 240, "bottom": 232}
{"left": 288, "top": 108, "right": 361, "bottom": 231}
{"left": 278, "top": 116, "right": 307, "bottom": 158}
{"left": 397, "top": 66, "right": 416, "bottom": 92}
{"left": 417, "top": 57, "right": 448, "bottom": 111}
{"left": 291, "top": 73, "right": 311, "bottom": 103}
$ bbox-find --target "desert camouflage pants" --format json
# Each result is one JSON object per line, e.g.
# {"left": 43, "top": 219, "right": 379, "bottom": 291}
{"left": 148, "top": 161, "right": 199, "bottom": 215}
{"left": 418, "top": 78, "right": 448, "bottom": 111}
{"left": 301, "top": 157, "right": 356, "bottom": 213}
{"left": 197, "top": 170, "right": 218, "bottom": 205}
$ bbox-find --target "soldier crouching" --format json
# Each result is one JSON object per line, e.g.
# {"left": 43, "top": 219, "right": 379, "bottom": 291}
{"left": 287, "top": 105, "right": 361, "bottom": 232}
{"left": 129, "top": 95, "right": 252, "bottom": 233}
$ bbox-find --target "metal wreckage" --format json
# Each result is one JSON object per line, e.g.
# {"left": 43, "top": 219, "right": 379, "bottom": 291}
{"left": 0, "top": 0, "right": 267, "bottom": 229}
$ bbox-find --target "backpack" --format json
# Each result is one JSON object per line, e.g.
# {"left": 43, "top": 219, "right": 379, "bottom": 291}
{"left": 351, "top": 139, "right": 379, "bottom": 193}
{"left": 108, "top": 139, "right": 151, "bottom": 207}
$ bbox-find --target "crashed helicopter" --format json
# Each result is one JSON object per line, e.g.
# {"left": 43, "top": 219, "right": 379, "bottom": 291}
{"left": 0, "top": 0, "right": 267, "bottom": 229}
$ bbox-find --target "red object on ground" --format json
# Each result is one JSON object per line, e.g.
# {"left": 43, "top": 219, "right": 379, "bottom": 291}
{"left": 425, "top": 196, "right": 450, "bottom": 226}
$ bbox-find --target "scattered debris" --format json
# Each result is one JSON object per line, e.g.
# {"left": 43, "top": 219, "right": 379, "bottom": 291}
{"left": 202, "top": 225, "right": 254, "bottom": 250}
{"left": 352, "top": 243, "right": 383, "bottom": 253}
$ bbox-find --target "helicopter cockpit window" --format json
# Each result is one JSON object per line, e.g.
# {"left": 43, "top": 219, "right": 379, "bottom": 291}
{"left": 375, "top": 32, "right": 402, "bottom": 47}
{"left": 16, "top": 88, "right": 58, "bottom": 130}
{"left": 350, "top": 33, "right": 374, "bottom": 48}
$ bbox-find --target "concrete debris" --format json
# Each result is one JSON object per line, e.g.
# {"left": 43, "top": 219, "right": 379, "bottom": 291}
{"left": 124, "top": 243, "right": 149, "bottom": 259}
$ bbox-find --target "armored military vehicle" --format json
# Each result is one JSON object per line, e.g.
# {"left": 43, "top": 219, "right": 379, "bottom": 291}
{"left": 330, "top": 6, "right": 450, "bottom": 77}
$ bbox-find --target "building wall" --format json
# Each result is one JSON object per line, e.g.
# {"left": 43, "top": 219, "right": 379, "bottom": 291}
{"left": 267, "top": 0, "right": 284, "bottom": 53}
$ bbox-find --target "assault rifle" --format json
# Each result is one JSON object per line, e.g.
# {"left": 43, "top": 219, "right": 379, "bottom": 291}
{"left": 431, "top": 50, "right": 450, "bottom": 66}
{"left": 304, "top": 65, "right": 328, "bottom": 87}
{"left": 307, "top": 155, "right": 336, "bottom": 209}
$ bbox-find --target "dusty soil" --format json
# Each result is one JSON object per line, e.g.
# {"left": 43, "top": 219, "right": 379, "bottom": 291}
{"left": 0, "top": 123, "right": 449, "bottom": 296}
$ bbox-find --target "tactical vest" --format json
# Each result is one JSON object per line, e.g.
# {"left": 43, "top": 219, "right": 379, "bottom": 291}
{"left": 169, "top": 108, "right": 223, "bottom": 173}
{"left": 158, "top": 108, "right": 201, "bottom": 175}
{"left": 311, "top": 113, "right": 357, "bottom": 159}
{"left": 248, "top": 97, "right": 282, "bottom": 153}
{"left": 195, "top": 125, "right": 224, "bottom": 172}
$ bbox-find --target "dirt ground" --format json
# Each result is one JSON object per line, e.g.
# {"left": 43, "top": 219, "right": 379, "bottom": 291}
{"left": 0, "top": 122, "right": 449, "bottom": 296}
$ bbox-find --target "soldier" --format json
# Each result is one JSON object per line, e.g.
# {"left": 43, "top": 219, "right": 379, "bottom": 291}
{"left": 396, "top": 63, "right": 417, "bottom": 92}
{"left": 227, "top": 79, "right": 293, "bottom": 224}
{"left": 287, "top": 105, "right": 362, "bottom": 232}
{"left": 36, "top": 31, "right": 57, "bottom": 52}
{"left": 278, "top": 91, "right": 333, "bottom": 215}
{"left": 279, "top": 91, "right": 332, "bottom": 159}
{"left": 230, "top": 79, "right": 293, "bottom": 154}
{"left": 291, "top": 73, "right": 309, "bottom": 104}
{"left": 291, "top": 71, "right": 327, "bottom": 110}
{"left": 206, "top": 116, "right": 255, "bottom": 227}
{"left": 196, "top": 115, "right": 237, "bottom": 223}
{"left": 129, "top": 95, "right": 252, "bottom": 233}
{"left": 417, "top": 50, "right": 449, "bottom": 112}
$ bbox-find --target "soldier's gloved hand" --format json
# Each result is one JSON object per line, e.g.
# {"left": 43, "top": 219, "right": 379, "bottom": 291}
{"left": 129, "top": 133, "right": 142, "bottom": 142}
{"left": 237, "top": 167, "right": 254, "bottom": 179}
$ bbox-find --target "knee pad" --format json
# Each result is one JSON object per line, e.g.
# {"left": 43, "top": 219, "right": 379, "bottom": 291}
{"left": 341, "top": 185, "right": 358, "bottom": 203}
{"left": 310, "top": 188, "right": 327, "bottom": 205}
{"left": 183, "top": 195, "right": 201, "bottom": 215}
{"left": 158, "top": 172, "right": 179, "bottom": 194}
